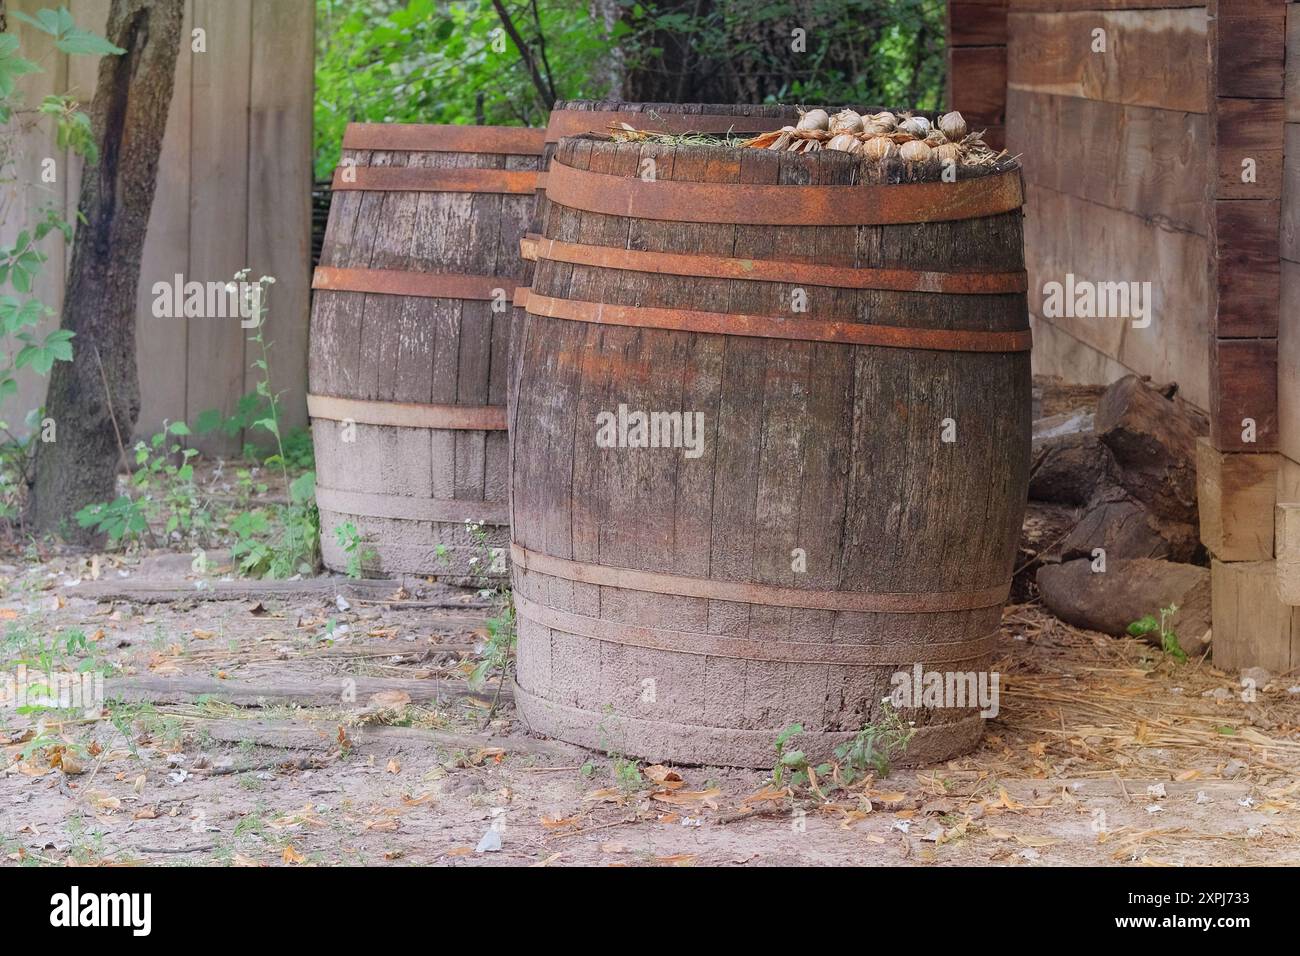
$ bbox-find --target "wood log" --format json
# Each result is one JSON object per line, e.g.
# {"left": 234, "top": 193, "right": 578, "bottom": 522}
{"left": 1094, "top": 374, "right": 1204, "bottom": 527}
{"left": 105, "top": 675, "right": 503, "bottom": 707}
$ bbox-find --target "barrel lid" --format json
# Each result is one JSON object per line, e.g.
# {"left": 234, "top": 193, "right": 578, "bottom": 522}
{"left": 342, "top": 123, "right": 545, "bottom": 155}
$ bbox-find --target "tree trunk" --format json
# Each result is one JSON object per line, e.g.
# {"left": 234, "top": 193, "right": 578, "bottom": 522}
{"left": 27, "top": 0, "right": 184, "bottom": 539}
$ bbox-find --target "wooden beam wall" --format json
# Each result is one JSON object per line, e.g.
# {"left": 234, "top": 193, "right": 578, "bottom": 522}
{"left": 1007, "top": 2, "right": 1211, "bottom": 410}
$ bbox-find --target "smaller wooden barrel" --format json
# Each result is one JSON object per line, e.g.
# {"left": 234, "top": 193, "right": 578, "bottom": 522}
{"left": 310, "top": 123, "right": 544, "bottom": 583}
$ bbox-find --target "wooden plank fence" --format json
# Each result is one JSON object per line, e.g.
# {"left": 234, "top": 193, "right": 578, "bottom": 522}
{"left": 0, "top": 0, "right": 313, "bottom": 453}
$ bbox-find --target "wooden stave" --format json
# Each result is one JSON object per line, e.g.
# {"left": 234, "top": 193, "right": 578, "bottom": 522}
{"left": 510, "top": 136, "right": 1031, "bottom": 766}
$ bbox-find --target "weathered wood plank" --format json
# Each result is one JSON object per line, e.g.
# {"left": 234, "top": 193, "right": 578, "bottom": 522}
{"left": 1007, "top": 89, "right": 1207, "bottom": 234}
{"left": 949, "top": 1, "right": 1008, "bottom": 46}
{"left": 948, "top": 46, "right": 1007, "bottom": 127}
{"left": 1197, "top": 438, "right": 1279, "bottom": 560}
{"left": 124, "top": 0, "right": 191, "bottom": 438}
{"left": 1210, "top": 337, "right": 1279, "bottom": 451}
{"left": 245, "top": 0, "right": 313, "bottom": 440}
{"left": 1288, "top": 3, "right": 1300, "bottom": 122}
{"left": 186, "top": 0, "right": 252, "bottom": 453}
{"left": 1210, "top": 200, "right": 1281, "bottom": 337}
{"left": 1208, "top": 0, "right": 1286, "bottom": 100}
{"left": 105, "top": 674, "right": 504, "bottom": 707}
{"left": 1276, "top": 259, "right": 1300, "bottom": 462}
{"left": 1022, "top": 183, "right": 1210, "bottom": 411}
{"left": 1211, "top": 559, "right": 1300, "bottom": 672}
{"left": 1007, "top": 9, "right": 1208, "bottom": 113}
{"left": 1009, "top": 0, "right": 1204, "bottom": 9}
{"left": 1211, "top": 98, "right": 1284, "bottom": 201}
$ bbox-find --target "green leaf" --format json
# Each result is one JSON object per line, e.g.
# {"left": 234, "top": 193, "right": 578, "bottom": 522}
{"left": 10, "top": 9, "right": 64, "bottom": 37}
{"left": 56, "top": 29, "right": 126, "bottom": 57}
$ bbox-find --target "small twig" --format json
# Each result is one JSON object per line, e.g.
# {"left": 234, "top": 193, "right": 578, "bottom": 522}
{"left": 93, "top": 345, "right": 159, "bottom": 548}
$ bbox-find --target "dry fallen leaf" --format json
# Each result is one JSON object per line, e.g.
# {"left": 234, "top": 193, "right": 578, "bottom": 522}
{"left": 644, "top": 764, "right": 683, "bottom": 788}
{"left": 651, "top": 787, "right": 721, "bottom": 809}
{"left": 386, "top": 758, "right": 402, "bottom": 774}
{"left": 540, "top": 814, "right": 580, "bottom": 830}
{"left": 282, "top": 845, "right": 306, "bottom": 865}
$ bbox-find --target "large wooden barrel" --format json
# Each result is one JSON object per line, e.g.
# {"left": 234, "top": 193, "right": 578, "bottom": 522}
{"left": 510, "top": 135, "right": 1031, "bottom": 768}
{"left": 310, "top": 124, "right": 544, "bottom": 583}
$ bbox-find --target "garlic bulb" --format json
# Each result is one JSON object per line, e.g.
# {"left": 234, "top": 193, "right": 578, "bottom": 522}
{"left": 861, "top": 121, "right": 890, "bottom": 137}
{"left": 861, "top": 136, "right": 898, "bottom": 161}
{"left": 899, "top": 115, "right": 930, "bottom": 138}
{"left": 924, "top": 130, "right": 947, "bottom": 147}
{"left": 826, "top": 132, "right": 859, "bottom": 152}
{"left": 933, "top": 143, "right": 962, "bottom": 165}
{"left": 870, "top": 111, "right": 898, "bottom": 131}
{"left": 938, "top": 111, "right": 967, "bottom": 141}
{"left": 796, "top": 108, "right": 830, "bottom": 132}
{"left": 829, "top": 109, "right": 863, "bottom": 135}
{"left": 899, "top": 139, "right": 932, "bottom": 162}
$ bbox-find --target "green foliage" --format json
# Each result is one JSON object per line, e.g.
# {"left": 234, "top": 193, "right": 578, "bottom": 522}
{"left": 315, "top": 0, "right": 619, "bottom": 178}
{"left": 74, "top": 420, "right": 212, "bottom": 545}
{"left": 832, "top": 703, "right": 914, "bottom": 782}
{"left": 771, "top": 722, "right": 805, "bottom": 787}
{"left": 0, "top": 9, "right": 120, "bottom": 504}
{"left": 10, "top": 7, "right": 126, "bottom": 57}
{"left": 1128, "top": 604, "right": 1188, "bottom": 663}
{"left": 315, "top": 1, "right": 948, "bottom": 179}
{"left": 334, "top": 521, "right": 375, "bottom": 579}
{"left": 623, "top": 0, "right": 946, "bottom": 108}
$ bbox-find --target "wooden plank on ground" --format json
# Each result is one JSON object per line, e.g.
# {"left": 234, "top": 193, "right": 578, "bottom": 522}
{"left": 62, "top": 574, "right": 491, "bottom": 607}
{"left": 196, "top": 718, "right": 577, "bottom": 758}
{"left": 1007, "top": 9, "right": 1208, "bottom": 114}
{"left": 105, "top": 674, "right": 505, "bottom": 707}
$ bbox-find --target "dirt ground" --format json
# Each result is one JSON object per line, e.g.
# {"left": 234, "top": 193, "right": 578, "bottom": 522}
{"left": 1, "top": 545, "right": 1298, "bottom": 868}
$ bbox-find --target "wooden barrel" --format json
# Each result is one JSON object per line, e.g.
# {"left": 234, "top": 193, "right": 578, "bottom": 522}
{"left": 510, "top": 135, "right": 1031, "bottom": 768}
{"left": 310, "top": 123, "right": 544, "bottom": 583}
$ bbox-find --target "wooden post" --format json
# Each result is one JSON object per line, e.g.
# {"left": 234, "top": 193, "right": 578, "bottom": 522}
{"left": 947, "top": 0, "right": 1007, "bottom": 149}
{"left": 1204, "top": 0, "right": 1290, "bottom": 668}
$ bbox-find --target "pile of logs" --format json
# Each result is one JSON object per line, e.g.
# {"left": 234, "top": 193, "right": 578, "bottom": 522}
{"left": 1020, "top": 375, "right": 1213, "bottom": 657}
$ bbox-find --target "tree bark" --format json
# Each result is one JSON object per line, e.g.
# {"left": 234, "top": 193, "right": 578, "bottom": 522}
{"left": 27, "top": 0, "right": 184, "bottom": 539}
